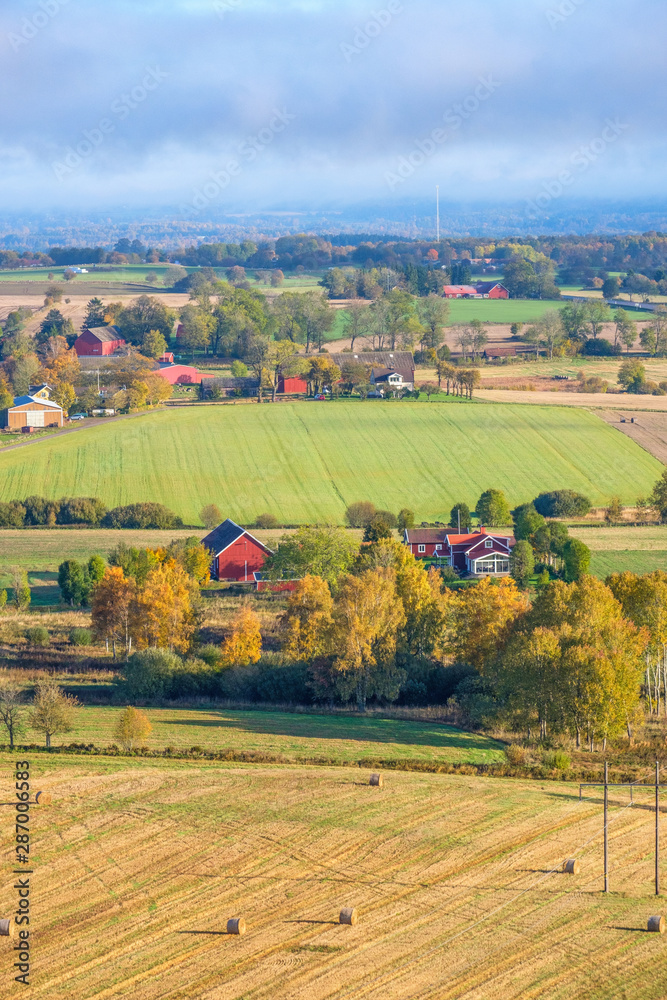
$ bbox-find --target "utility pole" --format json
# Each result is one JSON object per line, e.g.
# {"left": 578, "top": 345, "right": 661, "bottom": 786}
{"left": 657, "top": 760, "right": 661, "bottom": 896}
{"left": 604, "top": 760, "right": 609, "bottom": 893}
{"left": 436, "top": 185, "right": 440, "bottom": 243}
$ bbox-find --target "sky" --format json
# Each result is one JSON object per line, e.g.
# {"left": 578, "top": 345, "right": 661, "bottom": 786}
{"left": 1, "top": 0, "right": 666, "bottom": 220}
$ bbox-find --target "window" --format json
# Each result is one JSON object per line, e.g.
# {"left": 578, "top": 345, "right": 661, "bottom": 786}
{"left": 485, "top": 538, "right": 493, "bottom": 548}
{"left": 434, "top": 544, "right": 441, "bottom": 551}
{"left": 418, "top": 545, "right": 426, "bottom": 553}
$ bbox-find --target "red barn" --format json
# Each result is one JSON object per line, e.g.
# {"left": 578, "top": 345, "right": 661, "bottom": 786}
{"left": 475, "top": 281, "right": 509, "bottom": 299}
{"left": 202, "top": 519, "right": 274, "bottom": 582}
{"left": 74, "top": 326, "right": 126, "bottom": 356}
{"left": 443, "top": 283, "right": 509, "bottom": 300}
{"left": 277, "top": 374, "right": 308, "bottom": 394}
{"left": 157, "top": 363, "right": 215, "bottom": 385}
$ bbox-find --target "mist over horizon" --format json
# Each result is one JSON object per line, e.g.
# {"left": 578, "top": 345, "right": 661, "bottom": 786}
{"left": 1, "top": 0, "right": 666, "bottom": 237}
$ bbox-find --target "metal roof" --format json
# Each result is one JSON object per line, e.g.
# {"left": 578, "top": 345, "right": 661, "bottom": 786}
{"left": 201, "top": 518, "right": 273, "bottom": 558}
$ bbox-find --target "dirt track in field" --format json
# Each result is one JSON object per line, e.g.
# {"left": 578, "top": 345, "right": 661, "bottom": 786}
{"left": 474, "top": 389, "right": 667, "bottom": 411}
{"left": 4, "top": 759, "right": 667, "bottom": 1000}
{"left": 599, "top": 411, "right": 667, "bottom": 465}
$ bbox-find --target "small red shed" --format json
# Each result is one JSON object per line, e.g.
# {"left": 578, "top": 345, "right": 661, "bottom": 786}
{"left": 202, "top": 519, "right": 274, "bottom": 582}
{"left": 277, "top": 375, "right": 308, "bottom": 394}
{"left": 74, "top": 326, "right": 126, "bottom": 356}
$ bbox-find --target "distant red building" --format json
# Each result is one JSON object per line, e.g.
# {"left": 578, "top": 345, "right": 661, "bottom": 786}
{"left": 156, "top": 362, "right": 216, "bottom": 385}
{"left": 443, "top": 283, "right": 509, "bottom": 300}
{"left": 202, "top": 519, "right": 274, "bottom": 582}
{"left": 277, "top": 374, "right": 308, "bottom": 394}
{"left": 74, "top": 326, "right": 126, "bottom": 356}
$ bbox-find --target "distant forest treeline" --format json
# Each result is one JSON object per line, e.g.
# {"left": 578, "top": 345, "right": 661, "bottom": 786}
{"left": 4, "top": 233, "right": 667, "bottom": 284}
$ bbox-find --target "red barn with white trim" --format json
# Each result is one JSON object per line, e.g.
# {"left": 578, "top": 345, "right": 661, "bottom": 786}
{"left": 202, "top": 519, "right": 274, "bottom": 582}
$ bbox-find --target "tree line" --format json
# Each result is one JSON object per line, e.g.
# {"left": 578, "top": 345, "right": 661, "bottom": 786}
{"left": 0, "top": 498, "right": 183, "bottom": 530}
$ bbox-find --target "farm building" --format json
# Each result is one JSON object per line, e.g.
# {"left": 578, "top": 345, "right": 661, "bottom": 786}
{"left": 443, "top": 283, "right": 509, "bottom": 299}
{"left": 327, "top": 351, "right": 415, "bottom": 391}
{"left": 74, "top": 326, "right": 126, "bottom": 357}
{"left": 200, "top": 376, "right": 260, "bottom": 399}
{"left": 277, "top": 374, "right": 308, "bottom": 394}
{"left": 202, "top": 518, "right": 274, "bottom": 582}
{"left": 1, "top": 394, "right": 64, "bottom": 430}
{"left": 157, "top": 362, "right": 215, "bottom": 386}
{"left": 404, "top": 527, "right": 515, "bottom": 577}
{"left": 27, "top": 384, "right": 52, "bottom": 399}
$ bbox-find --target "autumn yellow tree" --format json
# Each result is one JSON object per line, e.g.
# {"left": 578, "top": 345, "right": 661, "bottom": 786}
{"left": 356, "top": 539, "right": 449, "bottom": 658}
{"left": 330, "top": 568, "right": 406, "bottom": 711}
{"left": 607, "top": 570, "right": 667, "bottom": 716}
{"left": 91, "top": 567, "right": 136, "bottom": 658}
{"left": 449, "top": 577, "right": 529, "bottom": 671}
{"left": 129, "top": 560, "right": 196, "bottom": 653}
{"left": 220, "top": 604, "right": 262, "bottom": 668}
{"left": 143, "top": 373, "right": 173, "bottom": 406}
{"left": 114, "top": 706, "right": 152, "bottom": 750}
{"left": 279, "top": 575, "right": 334, "bottom": 661}
{"left": 510, "top": 576, "right": 647, "bottom": 747}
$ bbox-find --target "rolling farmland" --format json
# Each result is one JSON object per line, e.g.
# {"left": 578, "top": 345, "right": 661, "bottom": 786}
{"left": 4, "top": 755, "right": 666, "bottom": 1000}
{"left": 0, "top": 403, "right": 660, "bottom": 525}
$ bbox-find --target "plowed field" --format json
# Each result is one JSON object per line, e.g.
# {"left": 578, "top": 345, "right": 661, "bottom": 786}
{"left": 3, "top": 756, "right": 666, "bottom": 999}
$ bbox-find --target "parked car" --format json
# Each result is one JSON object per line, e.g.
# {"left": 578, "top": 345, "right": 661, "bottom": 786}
{"left": 69, "top": 413, "right": 87, "bottom": 421}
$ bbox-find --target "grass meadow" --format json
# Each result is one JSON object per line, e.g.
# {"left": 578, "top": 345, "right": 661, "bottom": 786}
{"left": 569, "top": 526, "right": 667, "bottom": 579}
{"left": 2, "top": 754, "right": 666, "bottom": 999}
{"left": 39, "top": 705, "right": 506, "bottom": 765}
{"left": 0, "top": 402, "right": 658, "bottom": 525}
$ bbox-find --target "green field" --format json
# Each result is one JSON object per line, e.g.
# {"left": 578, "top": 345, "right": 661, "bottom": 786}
{"left": 44, "top": 706, "right": 506, "bottom": 765}
{"left": 569, "top": 526, "right": 667, "bottom": 579}
{"left": 0, "top": 403, "right": 659, "bottom": 524}
{"left": 445, "top": 299, "right": 605, "bottom": 325}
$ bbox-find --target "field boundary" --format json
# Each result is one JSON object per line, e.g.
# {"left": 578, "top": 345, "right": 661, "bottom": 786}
{"left": 3, "top": 740, "right": 617, "bottom": 784}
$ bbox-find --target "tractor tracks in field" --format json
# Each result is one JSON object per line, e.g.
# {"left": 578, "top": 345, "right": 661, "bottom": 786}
{"left": 292, "top": 411, "right": 347, "bottom": 509}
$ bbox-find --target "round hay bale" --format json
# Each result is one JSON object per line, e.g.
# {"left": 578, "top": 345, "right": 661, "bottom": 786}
{"left": 227, "top": 917, "right": 246, "bottom": 936}
{"left": 648, "top": 915, "right": 665, "bottom": 934}
{"left": 563, "top": 859, "right": 580, "bottom": 875}
{"left": 0, "top": 919, "right": 13, "bottom": 938}
{"left": 369, "top": 773, "right": 383, "bottom": 787}
{"left": 35, "top": 791, "right": 52, "bottom": 806}
{"left": 339, "top": 908, "right": 358, "bottom": 926}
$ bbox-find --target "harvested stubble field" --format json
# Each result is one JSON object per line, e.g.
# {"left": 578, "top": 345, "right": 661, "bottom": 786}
{"left": 600, "top": 411, "right": 667, "bottom": 466}
{"left": 0, "top": 402, "right": 659, "bottom": 523}
{"left": 3, "top": 755, "right": 666, "bottom": 999}
{"left": 41, "top": 706, "right": 506, "bottom": 765}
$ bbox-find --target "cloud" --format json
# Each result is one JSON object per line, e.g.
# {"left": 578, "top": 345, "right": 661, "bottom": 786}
{"left": 0, "top": 0, "right": 665, "bottom": 212}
